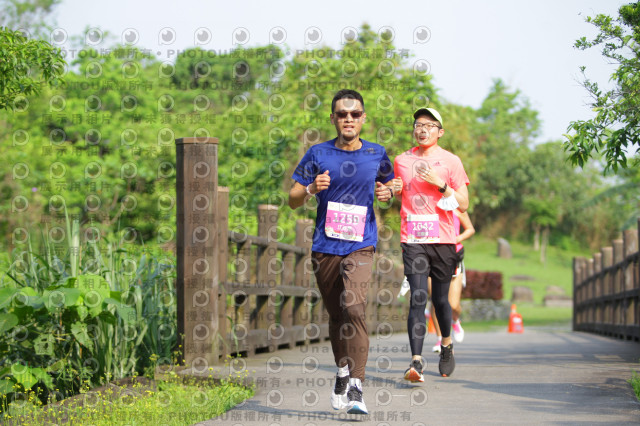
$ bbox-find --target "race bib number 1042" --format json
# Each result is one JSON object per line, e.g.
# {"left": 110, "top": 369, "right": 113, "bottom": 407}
{"left": 407, "top": 213, "right": 440, "bottom": 243}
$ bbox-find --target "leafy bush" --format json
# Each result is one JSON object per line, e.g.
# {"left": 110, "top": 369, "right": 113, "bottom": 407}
{"left": 0, "top": 212, "right": 176, "bottom": 416}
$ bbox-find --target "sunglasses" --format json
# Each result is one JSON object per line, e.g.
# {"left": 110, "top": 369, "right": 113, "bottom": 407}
{"left": 334, "top": 110, "right": 364, "bottom": 119}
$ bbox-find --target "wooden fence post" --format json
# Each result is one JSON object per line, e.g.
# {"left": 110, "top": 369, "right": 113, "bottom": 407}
{"left": 573, "top": 257, "right": 585, "bottom": 330}
{"left": 217, "top": 187, "right": 229, "bottom": 360}
{"left": 613, "top": 239, "right": 624, "bottom": 334}
{"left": 586, "top": 258, "right": 594, "bottom": 326}
{"left": 294, "top": 219, "right": 319, "bottom": 342}
{"left": 279, "top": 246, "right": 295, "bottom": 349}
{"left": 601, "top": 247, "right": 613, "bottom": 327}
{"left": 256, "top": 205, "right": 278, "bottom": 351}
{"left": 175, "top": 137, "right": 219, "bottom": 368}
{"left": 590, "top": 252, "right": 601, "bottom": 325}
{"left": 572, "top": 258, "right": 579, "bottom": 330}
{"left": 295, "top": 219, "right": 314, "bottom": 289}
{"left": 275, "top": 221, "right": 303, "bottom": 349}
{"left": 623, "top": 228, "right": 638, "bottom": 335}
{"left": 234, "top": 230, "right": 251, "bottom": 347}
{"left": 623, "top": 229, "right": 638, "bottom": 291}
{"left": 593, "top": 252, "right": 602, "bottom": 301}
{"left": 613, "top": 239, "right": 624, "bottom": 293}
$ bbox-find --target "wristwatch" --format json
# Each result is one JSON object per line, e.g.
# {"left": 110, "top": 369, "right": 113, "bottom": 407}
{"left": 438, "top": 182, "right": 448, "bottom": 193}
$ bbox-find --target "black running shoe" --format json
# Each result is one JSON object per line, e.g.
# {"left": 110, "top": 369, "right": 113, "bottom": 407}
{"left": 346, "top": 385, "right": 368, "bottom": 414}
{"left": 439, "top": 343, "right": 455, "bottom": 377}
{"left": 404, "top": 358, "right": 425, "bottom": 382}
{"left": 331, "top": 374, "right": 349, "bottom": 410}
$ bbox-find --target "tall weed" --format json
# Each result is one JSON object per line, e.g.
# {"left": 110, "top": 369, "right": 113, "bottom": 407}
{"left": 0, "top": 214, "right": 176, "bottom": 416}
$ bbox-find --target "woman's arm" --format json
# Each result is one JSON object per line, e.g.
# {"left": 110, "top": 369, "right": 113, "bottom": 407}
{"left": 456, "top": 210, "right": 475, "bottom": 244}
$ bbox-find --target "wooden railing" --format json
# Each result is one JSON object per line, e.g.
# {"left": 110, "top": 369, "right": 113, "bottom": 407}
{"left": 573, "top": 218, "right": 640, "bottom": 341}
{"left": 175, "top": 137, "right": 408, "bottom": 366}
{"left": 218, "top": 199, "right": 326, "bottom": 357}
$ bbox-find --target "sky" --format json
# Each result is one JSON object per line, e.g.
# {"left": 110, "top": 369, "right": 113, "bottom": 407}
{"left": 51, "top": 0, "right": 628, "bottom": 143}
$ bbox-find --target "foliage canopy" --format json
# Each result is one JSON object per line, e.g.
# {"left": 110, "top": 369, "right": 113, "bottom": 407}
{"left": 0, "top": 26, "right": 65, "bottom": 110}
{"left": 565, "top": 1, "right": 640, "bottom": 172}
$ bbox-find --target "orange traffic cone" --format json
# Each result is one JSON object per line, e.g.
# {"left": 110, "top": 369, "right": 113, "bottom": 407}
{"left": 425, "top": 309, "right": 436, "bottom": 334}
{"left": 508, "top": 304, "right": 524, "bottom": 333}
{"left": 428, "top": 315, "right": 436, "bottom": 334}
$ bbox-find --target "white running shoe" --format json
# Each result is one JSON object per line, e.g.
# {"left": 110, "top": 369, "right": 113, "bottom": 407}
{"left": 452, "top": 320, "right": 465, "bottom": 343}
{"left": 432, "top": 338, "right": 442, "bottom": 353}
{"left": 346, "top": 378, "right": 368, "bottom": 414}
{"left": 330, "top": 374, "right": 349, "bottom": 410}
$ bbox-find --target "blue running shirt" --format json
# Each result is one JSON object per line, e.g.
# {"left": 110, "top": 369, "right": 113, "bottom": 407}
{"left": 292, "top": 138, "right": 394, "bottom": 255}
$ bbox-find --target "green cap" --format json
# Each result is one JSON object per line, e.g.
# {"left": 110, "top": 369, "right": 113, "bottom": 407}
{"left": 413, "top": 107, "right": 443, "bottom": 128}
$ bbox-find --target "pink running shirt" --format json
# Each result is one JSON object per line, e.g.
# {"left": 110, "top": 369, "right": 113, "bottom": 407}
{"left": 394, "top": 146, "right": 469, "bottom": 244}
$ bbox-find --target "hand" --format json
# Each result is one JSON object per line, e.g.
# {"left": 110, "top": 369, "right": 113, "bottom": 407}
{"left": 416, "top": 166, "right": 442, "bottom": 187}
{"left": 310, "top": 170, "right": 330, "bottom": 194}
{"left": 391, "top": 177, "right": 403, "bottom": 195}
{"left": 375, "top": 181, "right": 393, "bottom": 202}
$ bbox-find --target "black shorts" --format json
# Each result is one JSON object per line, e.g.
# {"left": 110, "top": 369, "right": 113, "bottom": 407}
{"left": 401, "top": 243, "right": 457, "bottom": 283}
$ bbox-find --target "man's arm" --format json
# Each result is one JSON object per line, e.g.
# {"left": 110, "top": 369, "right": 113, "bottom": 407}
{"left": 375, "top": 177, "right": 403, "bottom": 202}
{"left": 288, "top": 170, "right": 331, "bottom": 209}
{"left": 288, "top": 182, "right": 309, "bottom": 209}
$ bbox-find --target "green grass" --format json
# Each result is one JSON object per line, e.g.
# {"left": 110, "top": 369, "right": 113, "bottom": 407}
{"left": 630, "top": 370, "right": 640, "bottom": 401}
{"left": 464, "top": 235, "right": 587, "bottom": 304}
{"left": 4, "top": 373, "right": 254, "bottom": 425}
{"left": 455, "top": 235, "right": 583, "bottom": 331}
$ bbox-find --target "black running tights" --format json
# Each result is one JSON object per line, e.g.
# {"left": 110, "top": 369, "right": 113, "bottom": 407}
{"left": 406, "top": 274, "right": 452, "bottom": 355}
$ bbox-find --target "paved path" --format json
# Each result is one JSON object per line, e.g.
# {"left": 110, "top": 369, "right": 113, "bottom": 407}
{"left": 197, "top": 326, "right": 640, "bottom": 425}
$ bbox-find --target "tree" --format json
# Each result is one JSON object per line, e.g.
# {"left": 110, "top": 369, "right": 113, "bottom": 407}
{"left": 565, "top": 2, "right": 640, "bottom": 172}
{"left": 580, "top": 166, "right": 640, "bottom": 231}
{"left": 521, "top": 142, "right": 577, "bottom": 262}
{"left": 0, "top": 23, "right": 629, "bottom": 254}
{"left": 470, "top": 79, "right": 541, "bottom": 234}
{"left": 0, "top": 27, "right": 65, "bottom": 110}
{"left": 0, "top": 0, "right": 60, "bottom": 36}
{"left": 0, "top": 25, "right": 441, "bottom": 250}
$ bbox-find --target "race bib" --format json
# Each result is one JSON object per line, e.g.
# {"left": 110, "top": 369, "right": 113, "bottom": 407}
{"left": 325, "top": 201, "right": 367, "bottom": 242}
{"left": 407, "top": 213, "right": 440, "bottom": 243}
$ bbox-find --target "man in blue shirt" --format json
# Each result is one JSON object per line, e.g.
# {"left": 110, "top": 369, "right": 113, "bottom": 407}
{"left": 289, "top": 89, "right": 397, "bottom": 415}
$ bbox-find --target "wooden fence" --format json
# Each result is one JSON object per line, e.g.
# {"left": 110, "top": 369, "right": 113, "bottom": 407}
{"left": 573, "top": 218, "right": 640, "bottom": 341}
{"left": 175, "top": 137, "right": 408, "bottom": 367}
